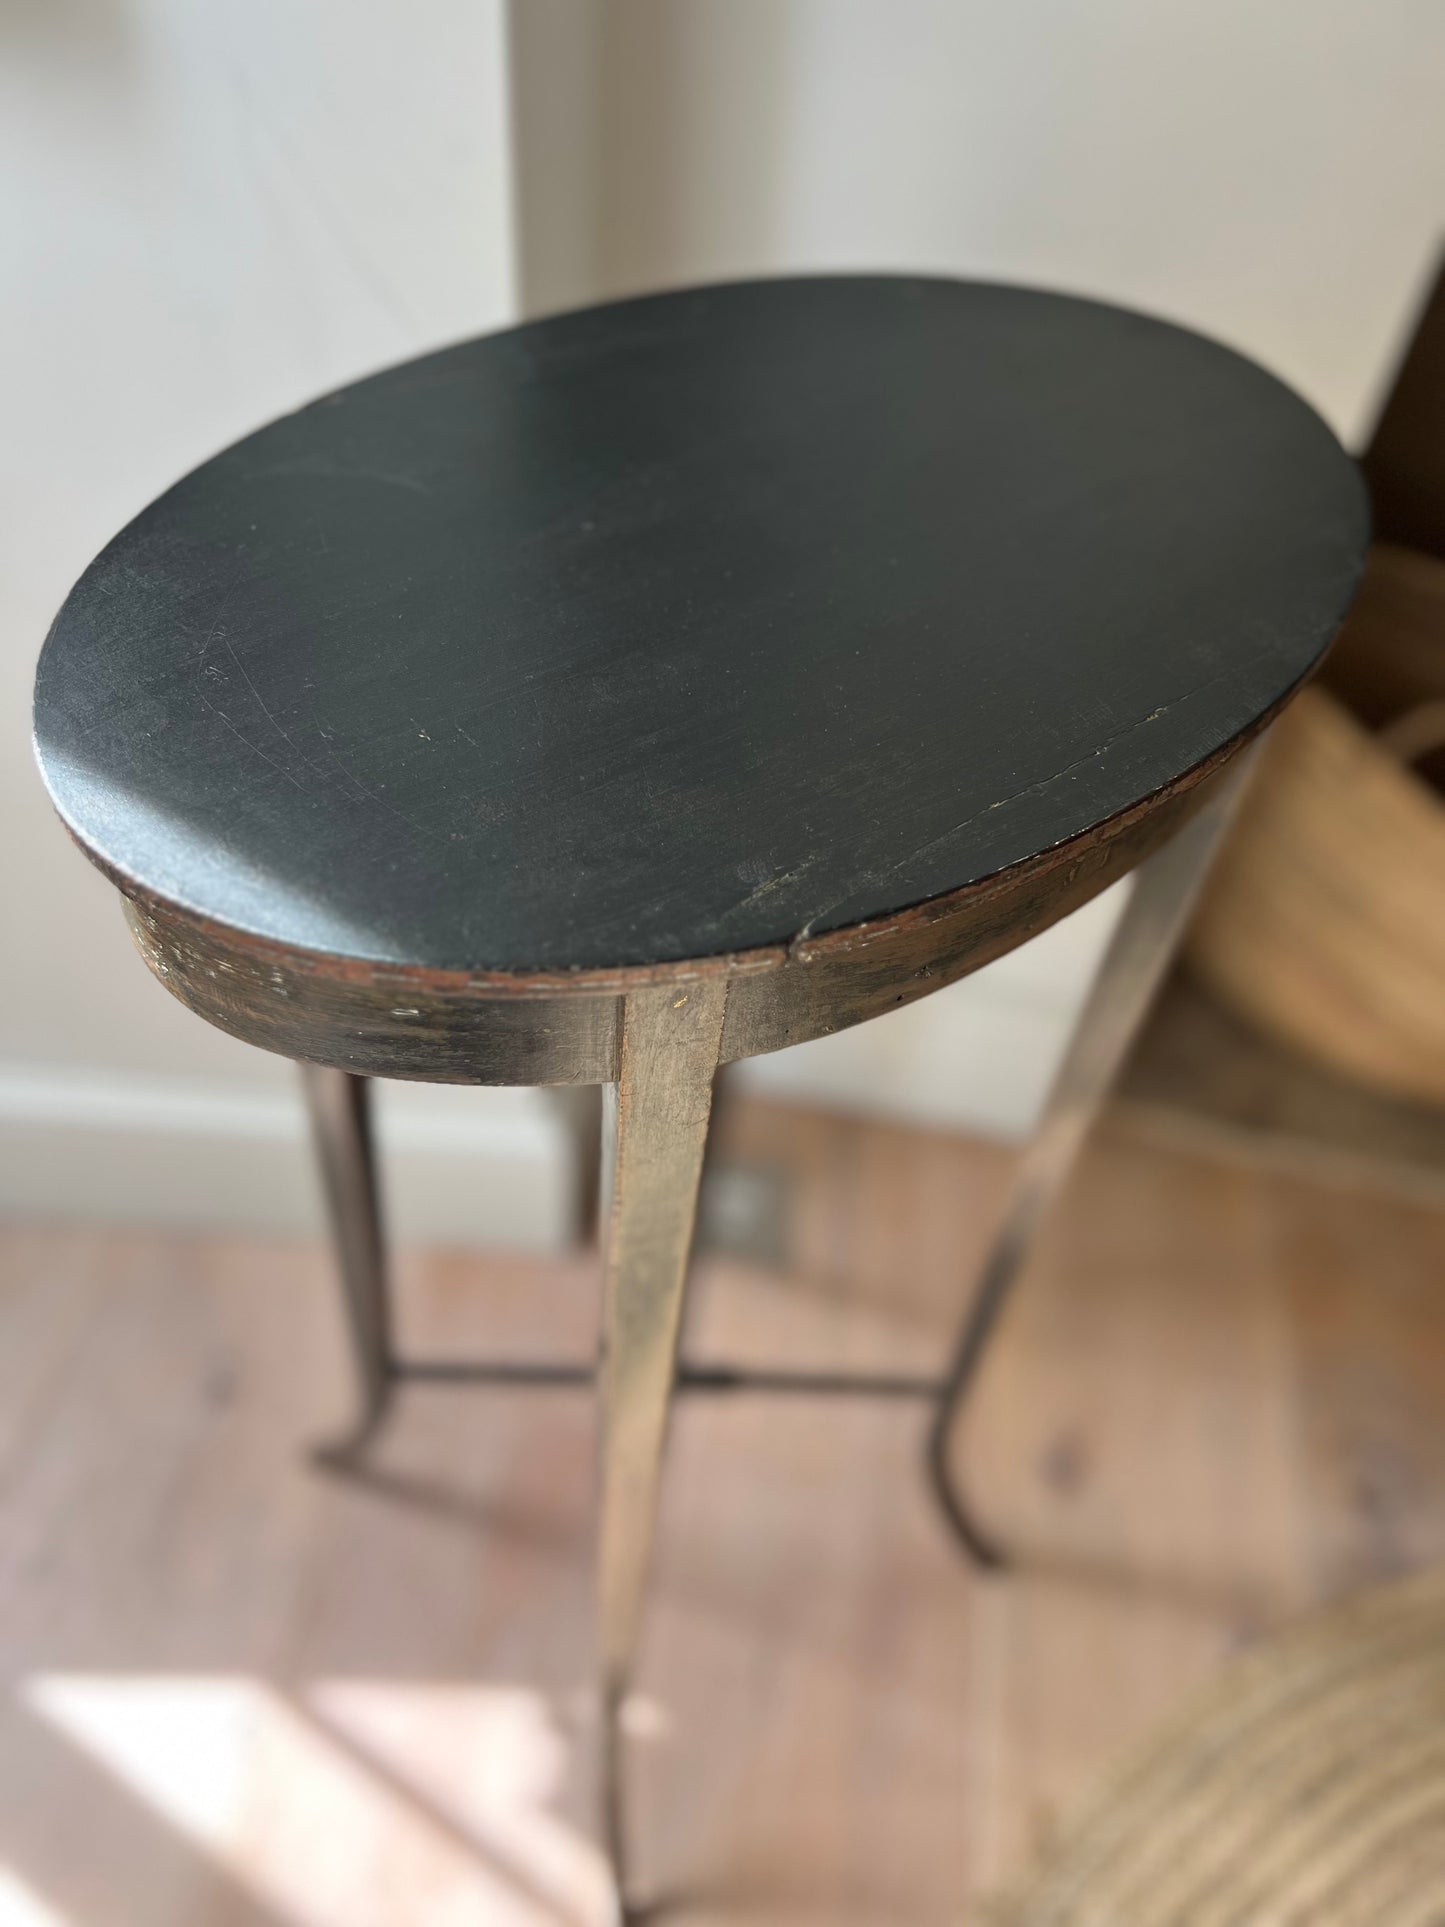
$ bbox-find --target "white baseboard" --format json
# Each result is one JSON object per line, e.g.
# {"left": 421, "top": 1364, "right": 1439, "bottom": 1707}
{"left": 0, "top": 1066, "right": 577, "bottom": 1250}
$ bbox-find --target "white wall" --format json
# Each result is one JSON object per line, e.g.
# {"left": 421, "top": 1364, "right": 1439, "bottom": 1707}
{"left": 5, "top": 1, "right": 1441, "bottom": 1232}
{"left": 587, "top": 0, "right": 1442, "bottom": 444}
{"left": 536, "top": 0, "right": 1443, "bottom": 1135}
{"left": 0, "top": 0, "right": 576, "bottom": 1243}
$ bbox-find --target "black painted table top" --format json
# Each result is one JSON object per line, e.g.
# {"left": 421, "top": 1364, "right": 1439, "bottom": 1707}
{"left": 35, "top": 276, "right": 1366, "bottom": 975}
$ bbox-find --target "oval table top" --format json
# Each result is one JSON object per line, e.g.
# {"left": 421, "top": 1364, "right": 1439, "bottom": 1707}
{"left": 34, "top": 275, "right": 1366, "bottom": 979}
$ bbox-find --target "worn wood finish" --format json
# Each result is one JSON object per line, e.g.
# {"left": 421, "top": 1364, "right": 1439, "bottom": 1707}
{"left": 119, "top": 749, "right": 1241, "bottom": 1085}
{"left": 36, "top": 275, "right": 1365, "bottom": 1032}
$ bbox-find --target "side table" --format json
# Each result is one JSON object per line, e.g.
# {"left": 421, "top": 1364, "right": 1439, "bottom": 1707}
{"left": 33, "top": 275, "right": 1367, "bottom": 1908}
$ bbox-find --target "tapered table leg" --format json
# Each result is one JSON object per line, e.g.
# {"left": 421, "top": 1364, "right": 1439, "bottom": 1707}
{"left": 927, "top": 757, "right": 1257, "bottom": 1568}
{"left": 596, "top": 983, "right": 728, "bottom": 1911}
{"left": 299, "top": 1064, "right": 395, "bottom": 1461}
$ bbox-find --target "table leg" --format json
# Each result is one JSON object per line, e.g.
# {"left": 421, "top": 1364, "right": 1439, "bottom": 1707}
{"left": 927, "top": 757, "right": 1257, "bottom": 1568}
{"left": 299, "top": 1064, "right": 395, "bottom": 1462}
{"left": 596, "top": 982, "right": 728, "bottom": 1911}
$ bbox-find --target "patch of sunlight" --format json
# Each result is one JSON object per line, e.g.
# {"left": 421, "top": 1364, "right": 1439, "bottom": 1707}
{"left": 0, "top": 1869, "right": 68, "bottom": 1927}
{"left": 309, "top": 1680, "right": 606, "bottom": 1919}
{"left": 26, "top": 1677, "right": 610, "bottom": 1927}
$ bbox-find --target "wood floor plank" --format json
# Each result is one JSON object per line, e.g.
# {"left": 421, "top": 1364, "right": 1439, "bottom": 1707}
{"left": 0, "top": 1100, "right": 1439, "bottom": 1924}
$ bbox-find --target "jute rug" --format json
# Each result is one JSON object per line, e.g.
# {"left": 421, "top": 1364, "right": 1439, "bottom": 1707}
{"left": 980, "top": 1565, "right": 1445, "bottom": 1924}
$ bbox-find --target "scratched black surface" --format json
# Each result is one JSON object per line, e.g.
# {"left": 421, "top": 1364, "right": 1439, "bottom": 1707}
{"left": 34, "top": 277, "right": 1367, "bottom": 973}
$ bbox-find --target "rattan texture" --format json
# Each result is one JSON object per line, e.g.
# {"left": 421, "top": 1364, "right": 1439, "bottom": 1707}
{"left": 984, "top": 1566, "right": 1445, "bottom": 1925}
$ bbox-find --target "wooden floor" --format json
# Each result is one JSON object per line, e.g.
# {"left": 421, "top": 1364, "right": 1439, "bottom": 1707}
{"left": 0, "top": 1098, "right": 1442, "bottom": 1925}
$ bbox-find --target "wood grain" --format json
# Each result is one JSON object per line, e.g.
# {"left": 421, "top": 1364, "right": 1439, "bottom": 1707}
{"left": 1, "top": 1103, "right": 1441, "bottom": 1921}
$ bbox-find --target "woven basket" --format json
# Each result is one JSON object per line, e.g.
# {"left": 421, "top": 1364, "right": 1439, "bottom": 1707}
{"left": 1186, "top": 679, "right": 1445, "bottom": 1108}
{"left": 981, "top": 1565, "right": 1445, "bottom": 1925}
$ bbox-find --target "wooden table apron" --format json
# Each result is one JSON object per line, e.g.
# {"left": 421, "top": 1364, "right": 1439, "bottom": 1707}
{"left": 110, "top": 743, "right": 1247, "bottom": 1089}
